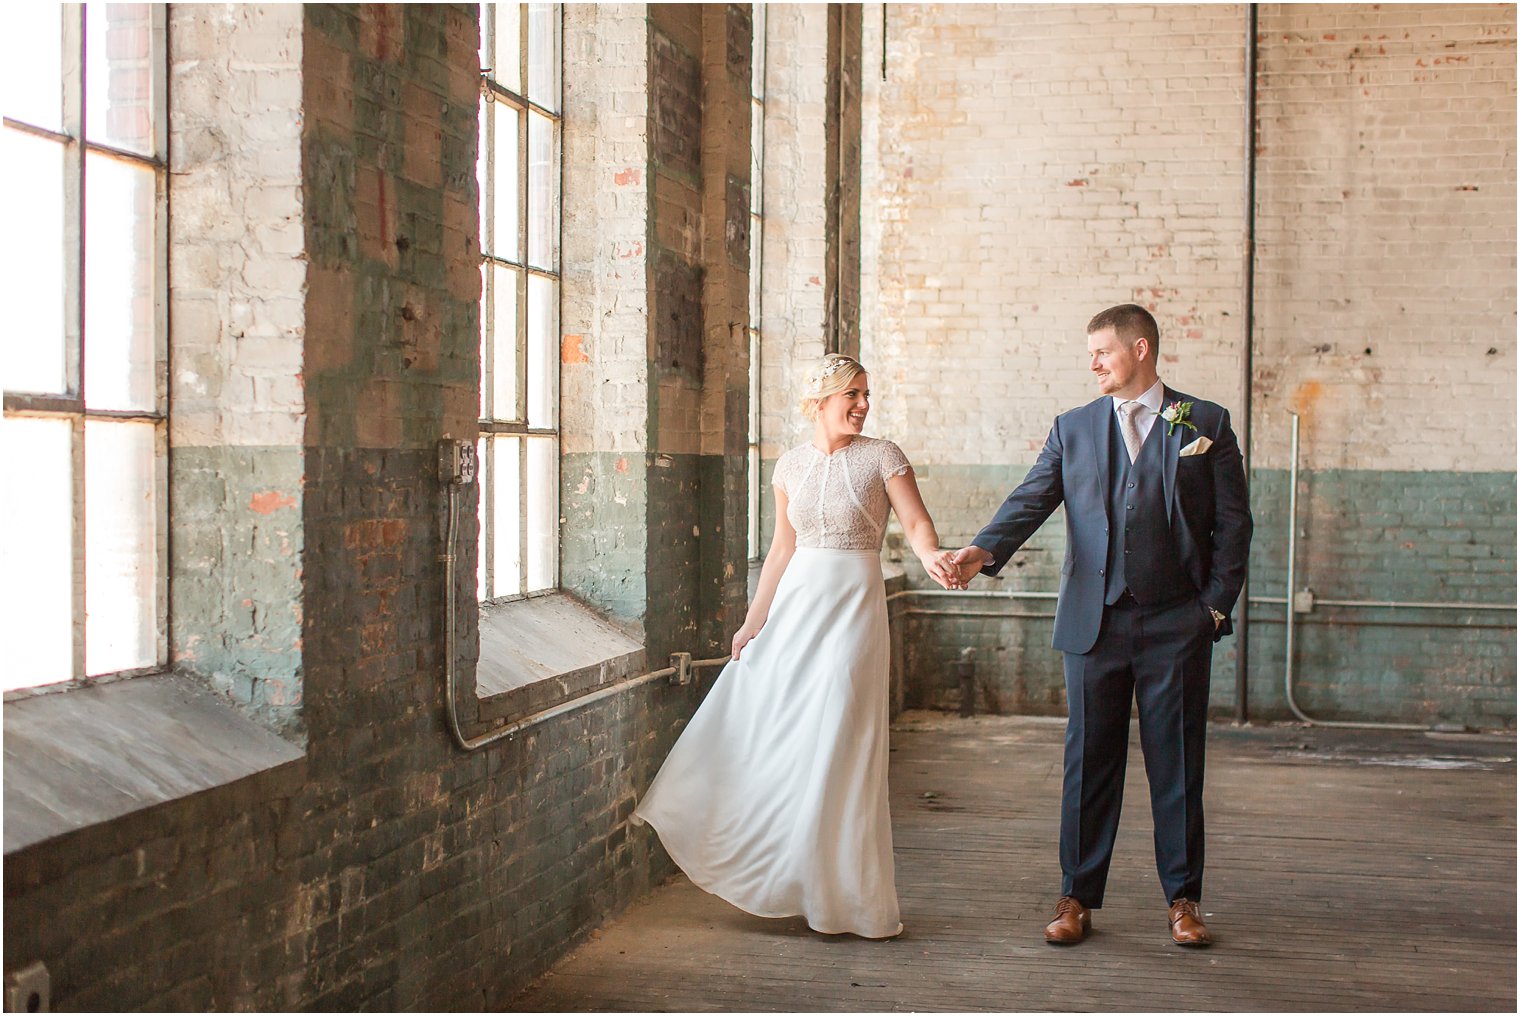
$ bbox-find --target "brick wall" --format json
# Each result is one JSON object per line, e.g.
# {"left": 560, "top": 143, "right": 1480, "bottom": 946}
{"left": 864, "top": 2, "right": 1516, "bottom": 727}
{"left": 169, "top": 3, "right": 308, "bottom": 738}
{"left": 5, "top": 4, "right": 757, "bottom": 1008}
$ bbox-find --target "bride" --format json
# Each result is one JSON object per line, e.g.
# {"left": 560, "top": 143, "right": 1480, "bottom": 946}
{"left": 634, "top": 353, "right": 958, "bottom": 939}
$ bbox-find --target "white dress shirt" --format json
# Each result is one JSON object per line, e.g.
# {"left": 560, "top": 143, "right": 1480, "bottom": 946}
{"left": 1111, "top": 377, "right": 1166, "bottom": 445}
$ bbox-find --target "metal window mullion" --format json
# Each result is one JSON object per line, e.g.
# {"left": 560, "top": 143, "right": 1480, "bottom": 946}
{"left": 64, "top": 5, "right": 84, "bottom": 401}
{"left": 486, "top": 82, "right": 556, "bottom": 123}
{"left": 151, "top": 2, "right": 170, "bottom": 669}
{"left": 2, "top": 119, "right": 72, "bottom": 143}
{"left": 478, "top": 420, "right": 555, "bottom": 436}
{"left": 518, "top": 435, "right": 529, "bottom": 596}
{"left": 82, "top": 140, "right": 162, "bottom": 170}
{"left": 515, "top": 108, "right": 528, "bottom": 428}
{"left": 65, "top": 3, "right": 87, "bottom": 681}
{"left": 481, "top": 111, "right": 496, "bottom": 422}
{"left": 518, "top": 4, "right": 530, "bottom": 114}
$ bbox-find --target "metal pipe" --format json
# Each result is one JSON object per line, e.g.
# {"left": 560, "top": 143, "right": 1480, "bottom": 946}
{"left": 1283, "top": 412, "right": 1307, "bottom": 721}
{"left": 1281, "top": 412, "right": 1423, "bottom": 732}
{"left": 892, "top": 586, "right": 1513, "bottom": 612}
{"left": 443, "top": 475, "right": 730, "bottom": 751}
{"left": 904, "top": 609, "right": 1056, "bottom": 620}
{"left": 885, "top": 588, "right": 1057, "bottom": 603}
{"left": 1236, "top": 1, "right": 1259, "bottom": 725}
{"left": 1248, "top": 617, "right": 1514, "bottom": 631}
{"left": 1305, "top": 598, "right": 1514, "bottom": 611}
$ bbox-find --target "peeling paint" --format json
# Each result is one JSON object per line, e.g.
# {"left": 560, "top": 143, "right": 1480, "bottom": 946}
{"left": 249, "top": 490, "right": 297, "bottom": 514}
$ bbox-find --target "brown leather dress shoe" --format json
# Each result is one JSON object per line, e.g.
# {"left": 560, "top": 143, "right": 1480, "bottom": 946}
{"left": 1043, "top": 896, "right": 1091, "bottom": 944}
{"left": 1168, "top": 899, "right": 1212, "bottom": 946}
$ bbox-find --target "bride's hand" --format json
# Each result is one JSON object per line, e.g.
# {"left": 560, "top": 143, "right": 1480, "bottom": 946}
{"left": 731, "top": 620, "right": 764, "bottom": 660}
{"left": 923, "top": 549, "right": 962, "bottom": 590}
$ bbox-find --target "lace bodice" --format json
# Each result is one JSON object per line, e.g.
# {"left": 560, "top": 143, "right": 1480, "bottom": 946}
{"left": 772, "top": 437, "right": 912, "bottom": 550}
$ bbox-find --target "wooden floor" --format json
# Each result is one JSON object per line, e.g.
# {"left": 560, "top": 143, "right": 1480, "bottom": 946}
{"left": 514, "top": 712, "right": 1517, "bottom": 1013}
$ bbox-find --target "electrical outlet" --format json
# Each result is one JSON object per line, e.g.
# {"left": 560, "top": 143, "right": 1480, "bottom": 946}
{"left": 669, "top": 652, "right": 692, "bottom": 686}
{"left": 437, "top": 439, "right": 478, "bottom": 486}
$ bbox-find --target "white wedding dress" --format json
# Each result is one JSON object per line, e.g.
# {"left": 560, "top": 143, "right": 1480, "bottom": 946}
{"left": 633, "top": 436, "right": 911, "bottom": 939}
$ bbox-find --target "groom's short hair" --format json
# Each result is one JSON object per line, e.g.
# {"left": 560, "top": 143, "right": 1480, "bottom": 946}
{"left": 1087, "top": 304, "right": 1160, "bottom": 357}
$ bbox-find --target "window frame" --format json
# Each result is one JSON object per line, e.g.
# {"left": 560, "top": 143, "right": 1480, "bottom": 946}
{"left": 746, "top": 2, "right": 766, "bottom": 563}
{"left": 2, "top": 3, "right": 170, "bottom": 689}
{"left": 477, "top": 2, "right": 563, "bottom": 604}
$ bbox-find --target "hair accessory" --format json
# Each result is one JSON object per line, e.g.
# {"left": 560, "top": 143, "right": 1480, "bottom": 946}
{"left": 804, "top": 355, "right": 857, "bottom": 397}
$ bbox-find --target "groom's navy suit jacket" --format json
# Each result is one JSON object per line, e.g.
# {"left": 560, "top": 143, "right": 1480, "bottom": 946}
{"left": 971, "top": 387, "right": 1253, "bottom": 655}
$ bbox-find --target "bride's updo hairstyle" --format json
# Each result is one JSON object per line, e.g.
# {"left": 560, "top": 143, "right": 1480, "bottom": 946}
{"left": 800, "top": 353, "right": 867, "bottom": 421}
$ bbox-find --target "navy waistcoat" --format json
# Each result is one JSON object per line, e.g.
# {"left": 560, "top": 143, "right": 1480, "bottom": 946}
{"left": 1104, "top": 411, "right": 1194, "bottom": 605}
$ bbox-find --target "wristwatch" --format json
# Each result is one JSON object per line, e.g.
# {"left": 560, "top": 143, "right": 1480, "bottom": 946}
{"left": 1205, "top": 605, "right": 1225, "bottom": 626}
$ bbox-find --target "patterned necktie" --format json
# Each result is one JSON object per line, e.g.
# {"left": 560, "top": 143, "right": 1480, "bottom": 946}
{"left": 1118, "top": 401, "right": 1143, "bottom": 464}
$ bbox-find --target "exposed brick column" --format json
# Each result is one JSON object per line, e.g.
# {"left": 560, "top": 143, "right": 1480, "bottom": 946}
{"left": 825, "top": 2, "right": 864, "bottom": 358}
{"left": 561, "top": 4, "right": 654, "bottom": 625}
{"left": 169, "top": 3, "right": 308, "bottom": 738}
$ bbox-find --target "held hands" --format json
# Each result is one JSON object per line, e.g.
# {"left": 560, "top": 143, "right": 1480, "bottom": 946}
{"left": 731, "top": 619, "right": 765, "bottom": 660}
{"left": 951, "top": 546, "right": 994, "bottom": 588}
{"left": 924, "top": 546, "right": 995, "bottom": 590}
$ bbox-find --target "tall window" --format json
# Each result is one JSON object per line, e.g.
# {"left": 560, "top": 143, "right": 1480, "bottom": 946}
{"left": 747, "top": 3, "right": 766, "bottom": 561}
{"left": 477, "top": 3, "right": 562, "bottom": 602}
{"left": 2, "top": 4, "right": 167, "bottom": 691}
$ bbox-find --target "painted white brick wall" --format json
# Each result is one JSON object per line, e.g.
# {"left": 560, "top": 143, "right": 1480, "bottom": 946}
{"left": 1252, "top": 3, "right": 1517, "bottom": 471}
{"left": 865, "top": 3, "right": 1250, "bottom": 467}
{"left": 562, "top": 3, "right": 651, "bottom": 456}
{"left": 861, "top": 2, "right": 1515, "bottom": 474}
{"left": 169, "top": 4, "right": 305, "bottom": 450}
{"left": 757, "top": 3, "right": 830, "bottom": 459}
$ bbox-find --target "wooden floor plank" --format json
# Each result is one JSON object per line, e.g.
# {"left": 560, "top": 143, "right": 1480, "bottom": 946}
{"left": 512, "top": 713, "right": 1517, "bottom": 1013}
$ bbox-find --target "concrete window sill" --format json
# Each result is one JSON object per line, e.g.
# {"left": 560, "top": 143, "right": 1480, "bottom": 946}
{"left": 2, "top": 673, "right": 304, "bottom": 856}
{"left": 474, "top": 593, "right": 646, "bottom": 725}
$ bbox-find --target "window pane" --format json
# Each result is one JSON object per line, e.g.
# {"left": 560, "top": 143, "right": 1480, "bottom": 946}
{"left": 492, "top": 101, "right": 520, "bottom": 263}
{"left": 526, "top": 111, "right": 558, "bottom": 271}
{"left": 1, "top": 418, "right": 73, "bottom": 688}
{"left": 85, "top": 419, "right": 157, "bottom": 675}
{"left": 747, "top": 446, "right": 760, "bottom": 561}
{"left": 526, "top": 4, "right": 558, "bottom": 112}
{"left": 476, "top": 99, "right": 488, "bottom": 254}
{"left": 526, "top": 274, "right": 556, "bottom": 428}
{"left": 748, "top": 328, "right": 760, "bottom": 439}
{"left": 476, "top": 436, "right": 488, "bottom": 600}
{"left": 750, "top": 104, "right": 763, "bottom": 215}
{"left": 492, "top": 435, "right": 521, "bottom": 598}
{"left": 492, "top": 264, "right": 520, "bottom": 422}
{"left": 84, "top": 152, "right": 156, "bottom": 411}
{"left": 748, "top": 221, "right": 761, "bottom": 325}
{"left": 4, "top": 129, "right": 68, "bottom": 394}
{"left": 751, "top": 3, "right": 766, "bottom": 99}
{"left": 493, "top": 2, "right": 522, "bottom": 93}
{"left": 478, "top": 264, "right": 488, "bottom": 419}
{"left": 526, "top": 436, "right": 556, "bottom": 592}
{"left": 86, "top": 4, "right": 156, "bottom": 156}
{"left": 3, "top": 4, "right": 64, "bottom": 131}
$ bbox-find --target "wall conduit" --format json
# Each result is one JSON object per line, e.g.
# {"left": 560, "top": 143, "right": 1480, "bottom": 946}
{"left": 441, "top": 445, "right": 728, "bottom": 752}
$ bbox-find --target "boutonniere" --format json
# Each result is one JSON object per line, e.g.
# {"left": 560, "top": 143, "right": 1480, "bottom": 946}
{"left": 1160, "top": 400, "right": 1197, "bottom": 435}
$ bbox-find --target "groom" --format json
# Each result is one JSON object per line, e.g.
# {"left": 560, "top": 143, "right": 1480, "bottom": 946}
{"left": 946, "top": 304, "right": 1251, "bottom": 946}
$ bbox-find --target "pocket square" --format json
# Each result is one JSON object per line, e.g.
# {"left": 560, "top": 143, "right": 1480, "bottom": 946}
{"left": 1179, "top": 436, "right": 1213, "bottom": 457}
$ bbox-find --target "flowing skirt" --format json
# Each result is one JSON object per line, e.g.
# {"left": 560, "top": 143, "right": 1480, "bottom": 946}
{"left": 633, "top": 548, "right": 901, "bottom": 939}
